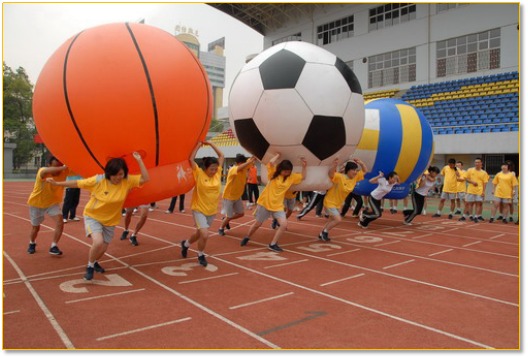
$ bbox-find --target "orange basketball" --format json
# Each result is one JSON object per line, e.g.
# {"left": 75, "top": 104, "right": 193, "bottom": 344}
{"left": 33, "top": 23, "right": 212, "bottom": 207}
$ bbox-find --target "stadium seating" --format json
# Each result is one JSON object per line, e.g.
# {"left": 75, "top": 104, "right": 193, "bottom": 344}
{"left": 208, "top": 128, "right": 239, "bottom": 146}
{"left": 400, "top": 72, "right": 519, "bottom": 134}
{"left": 363, "top": 89, "right": 399, "bottom": 101}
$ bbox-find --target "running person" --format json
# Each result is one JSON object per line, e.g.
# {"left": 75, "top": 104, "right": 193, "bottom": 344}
{"left": 218, "top": 154, "right": 256, "bottom": 236}
{"left": 180, "top": 141, "right": 224, "bottom": 267}
{"left": 320, "top": 158, "right": 367, "bottom": 241}
{"left": 120, "top": 204, "right": 150, "bottom": 246}
{"left": 489, "top": 163, "right": 518, "bottom": 224}
{"left": 241, "top": 154, "right": 307, "bottom": 251}
{"left": 27, "top": 156, "right": 69, "bottom": 255}
{"left": 433, "top": 158, "right": 464, "bottom": 219}
{"left": 296, "top": 190, "right": 326, "bottom": 219}
{"left": 47, "top": 152, "right": 149, "bottom": 280}
{"left": 460, "top": 158, "right": 489, "bottom": 222}
{"left": 403, "top": 167, "right": 440, "bottom": 225}
{"left": 455, "top": 161, "right": 467, "bottom": 215}
{"left": 359, "top": 171, "right": 400, "bottom": 228}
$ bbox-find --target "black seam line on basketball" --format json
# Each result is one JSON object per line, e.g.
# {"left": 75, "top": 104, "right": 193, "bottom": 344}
{"left": 180, "top": 39, "right": 211, "bottom": 141}
{"left": 125, "top": 22, "right": 160, "bottom": 166}
{"left": 63, "top": 31, "right": 104, "bottom": 170}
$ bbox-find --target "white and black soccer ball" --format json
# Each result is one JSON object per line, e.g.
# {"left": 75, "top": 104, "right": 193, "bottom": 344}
{"left": 229, "top": 42, "right": 365, "bottom": 189}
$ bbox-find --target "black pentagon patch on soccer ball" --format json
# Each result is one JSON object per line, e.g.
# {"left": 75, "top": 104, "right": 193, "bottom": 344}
{"left": 259, "top": 50, "right": 306, "bottom": 90}
{"left": 233, "top": 119, "right": 270, "bottom": 160}
{"left": 302, "top": 116, "right": 346, "bottom": 161}
{"left": 335, "top": 57, "right": 362, "bottom": 94}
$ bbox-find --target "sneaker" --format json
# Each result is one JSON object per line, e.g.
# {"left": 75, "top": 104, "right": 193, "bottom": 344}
{"left": 84, "top": 266, "right": 95, "bottom": 281}
{"left": 28, "top": 243, "right": 36, "bottom": 254}
{"left": 70, "top": 217, "right": 81, "bottom": 222}
{"left": 198, "top": 255, "right": 208, "bottom": 267}
{"left": 403, "top": 221, "right": 413, "bottom": 226}
{"left": 129, "top": 235, "right": 139, "bottom": 246}
{"left": 94, "top": 261, "right": 105, "bottom": 273}
{"left": 497, "top": 215, "right": 503, "bottom": 221}
{"left": 181, "top": 240, "right": 189, "bottom": 258}
{"left": 62, "top": 218, "right": 68, "bottom": 223}
{"left": 315, "top": 214, "right": 323, "bottom": 218}
{"left": 477, "top": 216, "right": 485, "bottom": 221}
{"left": 472, "top": 217, "right": 479, "bottom": 223}
{"left": 459, "top": 217, "right": 466, "bottom": 221}
{"left": 509, "top": 217, "right": 514, "bottom": 222}
{"left": 454, "top": 210, "right": 462, "bottom": 215}
{"left": 268, "top": 244, "right": 283, "bottom": 252}
{"left": 448, "top": 214, "right": 453, "bottom": 220}
{"left": 226, "top": 223, "right": 231, "bottom": 230}
{"left": 240, "top": 237, "right": 250, "bottom": 246}
{"left": 358, "top": 222, "right": 368, "bottom": 229}
{"left": 515, "top": 220, "right": 519, "bottom": 225}
{"left": 390, "top": 209, "right": 397, "bottom": 214}
{"left": 422, "top": 210, "right": 427, "bottom": 216}
{"left": 324, "top": 214, "right": 329, "bottom": 218}
{"left": 319, "top": 231, "right": 331, "bottom": 242}
{"left": 296, "top": 216, "right": 303, "bottom": 220}
{"left": 351, "top": 214, "right": 359, "bottom": 218}
{"left": 49, "top": 246, "right": 63, "bottom": 255}
{"left": 165, "top": 210, "right": 173, "bottom": 214}
{"left": 503, "top": 219, "right": 508, "bottom": 224}
{"left": 180, "top": 210, "right": 186, "bottom": 213}
{"left": 218, "top": 227, "right": 226, "bottom": 236}
{"left": 432, "top": 213, "right": 441, "bottom": 218}
{"left": 120, "top": 230, "right": 129, "bottom": 241}
{"left": 489, "top": 218, "right": 495, "bottom": 223}
{"left": 271, "top": 219, "right": 279, "bottom": 230}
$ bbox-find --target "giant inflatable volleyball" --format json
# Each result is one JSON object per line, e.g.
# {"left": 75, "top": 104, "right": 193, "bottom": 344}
{"left": 229, "top": 42, "right": 365, "bottom": 190}
{"left": 353, "top": 98, "right": 434, "bottom": 199}
{"left": 33, "top": 23, "right": 213, "bottom": 207}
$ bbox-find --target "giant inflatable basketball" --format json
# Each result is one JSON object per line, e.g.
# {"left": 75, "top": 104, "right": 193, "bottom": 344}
{"left": 353, "top": 98, "right": 434, "bottom": 199}
{"left": 229, "top": 42, "right": 365, "bottom": 190}
{"left": 33, "top": 23, "right": 212, "bottom": 207}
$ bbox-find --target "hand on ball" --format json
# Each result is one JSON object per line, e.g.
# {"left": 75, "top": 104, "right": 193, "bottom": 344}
{"left": 132, "top": 152, "right": 142, "bottom": 161}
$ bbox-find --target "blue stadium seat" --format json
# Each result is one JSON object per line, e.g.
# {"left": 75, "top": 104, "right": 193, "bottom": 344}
{"left": 472, "top": 128, "right": 482, "bottom": 133}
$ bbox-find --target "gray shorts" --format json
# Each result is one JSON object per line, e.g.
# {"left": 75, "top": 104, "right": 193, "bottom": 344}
{"left": 223, "top": 199, "right": 244, "bottom": 218}
{"left": 29, "top": 204, "right": 61, "bottom": 227}
{"left": 456, "top": 192, "right": 466, "bottom": 200}
{"left": 284, "top": 198, "right": 296, "bottom": 211}
{"left": 325, "top": 207, "right": 340, "bottom": 217}
{"left": 84, "top": 216, "right": 115, "bottom": 244}
{"left": 465, "top": 193, "right": 484, "bottom": 202}
{"left": 494, "top": 197, "right": 513, "bottom": 204}
{"left": 126, "top": 204, "right": 149, "bottom": 212}
{"left": 441, "top": 192, "right": 457, "bottom": 200}
{"left": 193, "top": 211, "right": 215, "bottom": 229}
{"left": 254, "top": 204, "right": 286, "bottom": 223}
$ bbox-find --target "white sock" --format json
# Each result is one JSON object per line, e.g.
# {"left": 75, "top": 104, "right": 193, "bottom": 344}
{"left": 198, "top": 251, "right": 204, "bottom": 257}
{"left": 436, "top": 210, "right": 441, "bottom": 215}
{"left": 29, "top": 241, "right": 36, "bottom": 245}
{"left": 323, "top": 229, "right": 328, "bottom": 233}
{"left": 51, "top": 242, "right": 57, "bottom": 248}
{"left": 87, "top": 261, "right": 94, "bottom": 268}
{"left": 184, "top": 240, "right": 190, "bottom": 248}
{"left": 449, "top": 211, "right": 453, "bottom": 215}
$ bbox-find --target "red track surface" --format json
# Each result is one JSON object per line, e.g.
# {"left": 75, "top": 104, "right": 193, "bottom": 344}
{"left": 2, "top": 182, "right": 519, "bottom": 349}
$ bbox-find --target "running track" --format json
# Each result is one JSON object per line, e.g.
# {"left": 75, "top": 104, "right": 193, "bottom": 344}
{"left": 2, "top": 182, "right": 519, "bottom": 349}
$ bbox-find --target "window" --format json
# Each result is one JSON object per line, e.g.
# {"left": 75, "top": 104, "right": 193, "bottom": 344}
{"left": 317, "top": 15, "right": 354, "bottom": 45}
{"left": 368, "top": 47, "right": 416, "bottom": 88}
{"left": 436, "top": 29, "right": 500, "bottom": 77}
{"left": 484, "top": 155, "right": 504, "bottom": 175}
{"left": 368, "top": 3, "right": 416, "bottom": 32}
{"left": 437, "top": 3, "right": 468, "bottom": 13}
{"left": 272, "top": 33, "right": 302, "bottom": 46}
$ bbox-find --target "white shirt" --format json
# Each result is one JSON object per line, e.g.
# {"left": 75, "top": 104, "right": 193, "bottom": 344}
{"left": 415, "top": 175, "right": 435, "bottom": 197}
{"left": 371, "top": 178, "right": 395, "bottom": 200}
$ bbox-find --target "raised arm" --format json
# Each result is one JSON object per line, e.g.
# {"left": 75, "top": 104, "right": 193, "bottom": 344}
{"left": 300, "top": 158, "right": 307, "bottom": 181}
{"left": 46, "top": 177, "right": 78, "bottom": 188}
{"left": 328, "top": 158, "right": 339, "bottom": 179}
{"left": 189, "top": 141, "right": 202, "bottom": 170}
{"left": 268, "top": 153, "right": 281, "bottom": 169}
{"left": 203, "top": 141, "right": 225, "bottom": 168}
{"left": 353, "top": 158, "right": 368, "bottom": 174}
{"left": 237, "top": 156, "right": 257, "bottom": 172}
{"left": 369, "top": 171, "right": 384, "bottom": 184}
{"left": 133, "top": 152, "right": 150, "bottom": 184}
{"left": 40, "top": 166, "right": 68, "bottom": 178}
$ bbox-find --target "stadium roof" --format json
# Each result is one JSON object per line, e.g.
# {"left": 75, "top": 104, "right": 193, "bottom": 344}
{"left": 207, "top": 3, "right": 324, "bottom": 35}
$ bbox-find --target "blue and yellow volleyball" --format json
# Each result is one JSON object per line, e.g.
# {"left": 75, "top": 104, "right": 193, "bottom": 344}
{"left": 353, "top": 98, "right": 434, "bottom": 199}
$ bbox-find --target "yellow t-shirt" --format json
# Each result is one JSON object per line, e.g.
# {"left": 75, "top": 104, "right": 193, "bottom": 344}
{"left": 493, "top": 172, "right": 518, "bottom": 199}
{"left": 191, "top": 166, "right": 222, "bottom": 216}
{"left": 257, "top": 164, "right": 303, "bottom": 211}
{"left": 324, "top": 171, "right": 365, "bottom": 209}
{"left": 27, "top": 168, "right": 69, "bottom": 208}
{"left": 457, "top": 169, "right": 467, "bottom": 193}
{"left": 284, "top": 190, "right": 297, "bottom": 200}
{"left": 223, "top": 165, "right": 250, "bottom": 200}
{"left": 78, "top": 174, "right": 142, "bottom": 226}
{"left": 465, "top": 168, "right": 490, "bottom": 196}
{"left": 441, "top": 165, "right": 458, "bottom": 193}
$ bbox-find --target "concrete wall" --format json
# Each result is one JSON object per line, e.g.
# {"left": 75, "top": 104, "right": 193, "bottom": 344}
{"left": 3, "top": 143, "right": 16, "bottom": 174}
{"left": 433, "top": 132, "right": 519, "bottom": 154}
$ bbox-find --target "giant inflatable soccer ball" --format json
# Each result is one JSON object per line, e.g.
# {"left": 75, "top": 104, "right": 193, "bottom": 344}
{"left": 353, "top": 98, "right": 434, "bottom": 199}
{"left": 229, "top": 42, "right": 365, "bottom": 190}
{"left": 33, "top": 23, "right": 212, "bottom": 207}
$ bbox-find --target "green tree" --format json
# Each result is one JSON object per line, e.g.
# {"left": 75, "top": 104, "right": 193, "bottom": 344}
{"left": 3, "top": 62, "right": 37, "bottom": 169}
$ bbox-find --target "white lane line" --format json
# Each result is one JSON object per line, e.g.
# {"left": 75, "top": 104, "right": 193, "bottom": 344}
{"left": 3, "top": 251, "right": 75, "bottom": 349}
{"left": 3, "top": 310, "right": 21, "bottom": 315}
{"left": 428, "top": 249, "right": 454, "bottom": 257}
{"left": 96, "top": 317, "right": 192, "bottom": 341}
{"left": 229, "top": 292, "right": 294, "bottom": 310}
{"left": 374, "top": 240, "right": 401, "bottom": 247}
{"left": 489, "top": 234, "right": 505, "bottom": 240}
{"left": 382, "top": 259, "right": 415, "bottom": 270}
{"left": 65, "top": 288, "right": 146, "bottom": 304}
{"left": 463, "top": 241, "right": 482, "bottom": 248}
{"left": 263, "top": 259, "right": 309, "bottom": 269}
{"left": 326, "top": 249, "right": 361, "bottom": 257}
{"left": 320, "top": 273, "right": 366, "bottom": 287}
{"left": 412, "top": 233, "right": 434, "bottom": 240}
{"left": 179, "top": 272, "right": 239, "bottom": 284}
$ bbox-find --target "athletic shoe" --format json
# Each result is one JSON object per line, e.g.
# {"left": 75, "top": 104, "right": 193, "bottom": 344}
{"left": 358, "top": 222, "right": 368, "bottom": 229}
{"left": 515, "top": 220, "right": 519, "bottom": 225}
{"left": 454, "top": 210, "right": 462, "bottom": 215}
{"left": 129, "top": 235, "right": 139, "bottom": 246}
{"left": 448, "top": 214, "right": 453, "bottom": 220}
{"left": 268, "top": 244, "right": 283, "bottom": 252}
{"left": 180, "top": 210, "right": 185, "bottom": 213}
{"left": 390, "top": 209, "right": 397, "bottom": 214}
{"left": 271, "top": 219, "right": 279, "bottom": 230}
{"left": 509, "top": 217, "right": 514, "bottom": 222}
{"left": 324, "top": 214, "right": 329, "bottom": 218}
{"left": 315, "top": 214, "right": 323, "bottom": 218}
{"left": 70, "top": 217, "right": 80, "bottom": 222}
{"left": 403, "top": 221, "right": 413, "bottom": 226}
{"left": 472, "top": 217, "right": 479, "bottom": 223}
{"left": 497, "top": 215, "right": 503, "bottom": 220}
{"left": 477, "top": 216, "right": 485, "bottom": 221}
{"left": 319, "top": 231, "right": 331, "bottom": 242}
{"left": 226, "top": 223, "right": 231, "bottom": 230}
{"left": 28, "top": 243, "right": 36, "bottom": 254}
{"left": 296, "top": 216, "right": 303, "bottom": 220}
{"left": 49, "top": 246, "right": 63, "bottom": 255}
{"left": 432, "top": 213, "right": 441, "bottom": 218}
{"left": 351, "top": 214, "right": 359, "bottom": 218}
{"left": 94, "top": 261, "right": 105, "bottom": 273}
{"left": 422, "top": 210, "right": 427, "bottom": 216}
{"left": 120, "top": 230, "right": 129, "bottom": 241}
{"left": 218, "top": 228, "right": 225, "bottom": 236}
{"left": 84, "top": 266, "right": 95, "bottom": 281}
{"left": 62, "top": 218, "right": 68, "bottom": 223}
{"left": 459, "top": 217, "right": 466, "bottom": 221}
{"left": 198, "top": 255, "right": 208, "bottom": 267}
{"left": 181, "top": 240, "right": 189, "bottom": 258}
{"left": 380, "top": 208, "right": 384, "bottom": 212}
{"left": 503, "top": 219, "right": 508, "bottom": 224}
{"left": 165, "top": 210, "right": 173, "bottom": 214}
{"left": 240, "top": 237, "right": 250, "bottom": 246}
{"left": 489, "top": 218, "right": 495, "bottom": 223}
